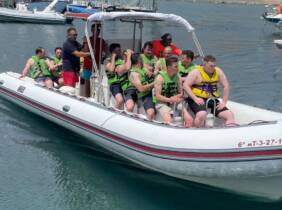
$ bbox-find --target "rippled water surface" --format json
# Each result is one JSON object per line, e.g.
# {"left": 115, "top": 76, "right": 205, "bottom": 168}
{"left": 1, "top": 1, "right": 282, "bottom": 210}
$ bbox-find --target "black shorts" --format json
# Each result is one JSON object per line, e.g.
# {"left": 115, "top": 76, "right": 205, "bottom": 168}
{"left": 141, "top": 94, "right": 155, "bottom": 111}
{"left": 124, "top": 89, "right": 137, "bottom": 103}
{"left": 51, "top": 76, "right": 62, "bottom": 83}
{"left": 35, "top": 76, "right": 52, "bottom": 83}
{"left": 110, "top": 83, "right": 122, "bottom": 97}
{"left": 187, "top": 97, "right": 228, "bottom": 117}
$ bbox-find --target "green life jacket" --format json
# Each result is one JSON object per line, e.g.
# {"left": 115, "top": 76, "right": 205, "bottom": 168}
{"left": 178, "top": 62, "right": 197, "bottom": 77}
{"left": 106, "top": 57, "right": 124, "bottom": 85}
{"left": 154, "top": 71, "right": 179, "bottom": 104}
{"left": 141, "top": 54, "right": 156, "bottom": 67}
{"left": 120, "top": 68, "right": 136, "bottom": 92}
{"left": 159, "top": 58, "right": 167, "bottom": 72}
{"left": 131, "top": 67, "right": 154, "bottom": 98}
{"left": 30, "top": 56, "right": 51, "bottom": 79}
{"left": 52, "top": 56, "right": 62, "bottom": 77}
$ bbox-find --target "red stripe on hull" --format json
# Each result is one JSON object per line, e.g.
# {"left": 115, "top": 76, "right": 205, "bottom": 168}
{"left": 1, "top": 86, "right": 282, "bottom": 160}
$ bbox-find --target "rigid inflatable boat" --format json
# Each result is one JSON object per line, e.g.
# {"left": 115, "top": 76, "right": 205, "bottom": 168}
{"left": 1, "top": 12, "right": 282, "bottom": 200}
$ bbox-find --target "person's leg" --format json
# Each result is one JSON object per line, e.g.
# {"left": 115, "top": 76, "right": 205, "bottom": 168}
{"left": 156, "top": 103, "right": 173, "bottom": 124}
{"left": 217, "top": 110, "right": 235, "bottom": 126}
{"left": 44, "top": 78, "right": 53, "bottom": 88}
{"left": 214, "top": 99, "right": 236, "bottom": 126}
{"left": 80, "top": 78, "right": 86, "bottom": 96}
{"left": 194, "top": 111, "right": 207, "bottom": 127}
{"left": 187, "top": 97, "right": 207, "bottom": 128}
{"left": 125, "top": 99, "right": 135, "bottom": 112}
{"left": 143, "top": 94, "right": 155, "bottom": 121}
{"left": 58, "top": 77, "right": 64, "bottom": 86}
{"left": 110, "top": 83, "right": 124, "bottom": 109}
{"left": 182, "top": 108, "right": 193, "bottom": 128}
{"left": 115, "top": 93, "right": 124, "bottom": 109}
{"left": 80, "top": 69, "right": 91, "bottom": 97}
{"left": 146, "top": 108, "right": 155, "bottom": 121}
{"left": 124, "top": 89, "right": 137, "bottom": 112}
{"left": 84, "top": 79, "right": 91, "bottom": 97}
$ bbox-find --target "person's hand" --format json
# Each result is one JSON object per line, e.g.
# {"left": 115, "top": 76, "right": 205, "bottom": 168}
{"left": 147, "top": 66, "right": 154, "bottom": 72}
{"left": 145, "top": 69, "right": 153, "bottom": 77}
{"left": 194, "top": 97, "right": 205, "bottom": 105}
{"left": 49, "top": 66, "right": 56, "bottom": 71}
{"left": 216, "top": 101, "right": 226, "bottom": 110}
{"left": 18, "top": 74, "right": 25, "bottom": 79}
{"left": 170, "top": 95, "right": 183, "bottom": 104}
{"left": 125, "top": 49, "right": 133, "bottom": 55}
{"left": 112, "top": 53, "right": 117, "bottom": 58}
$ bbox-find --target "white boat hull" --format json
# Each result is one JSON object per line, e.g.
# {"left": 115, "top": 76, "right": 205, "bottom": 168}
{"left": 1, "top": 72, "right": 282, "bottom": 200}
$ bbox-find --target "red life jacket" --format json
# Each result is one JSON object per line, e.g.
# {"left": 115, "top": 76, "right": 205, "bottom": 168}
{"left": 152, "top": 39, "right": 182, "bottom": 58}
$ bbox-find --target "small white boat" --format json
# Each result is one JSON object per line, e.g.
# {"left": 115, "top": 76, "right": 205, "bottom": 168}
{"left": 262, "top": 4, "right": 282, "bottom": 30}
{"left": 0, "top": 0, "right": 72, "bottom": 24}
{"left": 274, "top": 39, "right": 282, "bottom": 48}
{"left": 1, "top": 11, "right": 282, "bottom": 200}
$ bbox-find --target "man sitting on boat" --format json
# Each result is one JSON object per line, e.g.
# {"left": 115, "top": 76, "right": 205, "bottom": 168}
{"left": 81, "top": 23, "right": 107, "bottom": 97}
{"left": 154, "top": 56, "right": 193, "bottom": 127}
{"left": 178, "top": 50, "right": 198, "bottom": 82}
{"left": 129, "top": 53, "right": 155, "bottom": 120}
{"left": 154, "top": 46, "right": 172, "bottom": 73}
{"left": 47, "top": 47, "right": 64, "bottom": 87}
{"left": 19, "top": 47, "right": 53, "bottom": 88}
{"left": 141, "top": 42, "right": 158, "bottom": 72}
{"left": 183, "top": 55, "right": 235, "bottom": 127}
{"left": 62, "top": 27, "right": 90, "bottom": 88}
{"left": 105, "top": 44, "right": 132, "bottom": 110}
{"left": 117, "top": 50, "right": 137, "bottom": 112}
{"left": 152, "top": 33, "right": 182, "bottom": 58}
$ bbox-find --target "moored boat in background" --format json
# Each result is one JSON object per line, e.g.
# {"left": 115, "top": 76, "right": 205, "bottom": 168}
{"left": 0, "top": 0, "right": 72, "bottom": 24}
{"left": 262, "top": 4, "right": 282, "bottom": 30}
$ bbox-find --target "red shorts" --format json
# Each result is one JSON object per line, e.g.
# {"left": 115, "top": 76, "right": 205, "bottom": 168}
{"left": 63, "top": 71, "right": 79, "bottom": 87}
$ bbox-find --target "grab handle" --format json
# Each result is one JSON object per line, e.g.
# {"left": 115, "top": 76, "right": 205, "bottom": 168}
{"left": 62, "top": 105, "right": 70, "bottom": 112}
{"left": 205, "top": 98, "right": 216, "bottom": 128}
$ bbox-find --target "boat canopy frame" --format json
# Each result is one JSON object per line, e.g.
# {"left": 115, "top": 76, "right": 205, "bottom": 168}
{"left": 84, "top": 11, "right": 205, "bottom": 102}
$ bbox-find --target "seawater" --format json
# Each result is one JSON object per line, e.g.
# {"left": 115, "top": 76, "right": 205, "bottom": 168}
{"left": 0, "top": 1, "right": 282, "bottom": 209}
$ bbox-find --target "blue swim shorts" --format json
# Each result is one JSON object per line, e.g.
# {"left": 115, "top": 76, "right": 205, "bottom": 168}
{"left": 81, "top": 69, "right": 92, "bottom": 80}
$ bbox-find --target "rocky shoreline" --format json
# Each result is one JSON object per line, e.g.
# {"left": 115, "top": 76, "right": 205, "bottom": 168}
{"left": 190, "top": 0, "right": 281, "bottom": 5}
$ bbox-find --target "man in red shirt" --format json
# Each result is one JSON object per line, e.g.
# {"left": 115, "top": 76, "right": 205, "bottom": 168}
{"left": 81, "top": 23, "right": 107, "bottom": 97}
{"left": 152, "top": 33, "right": 182, "bottom": 58}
